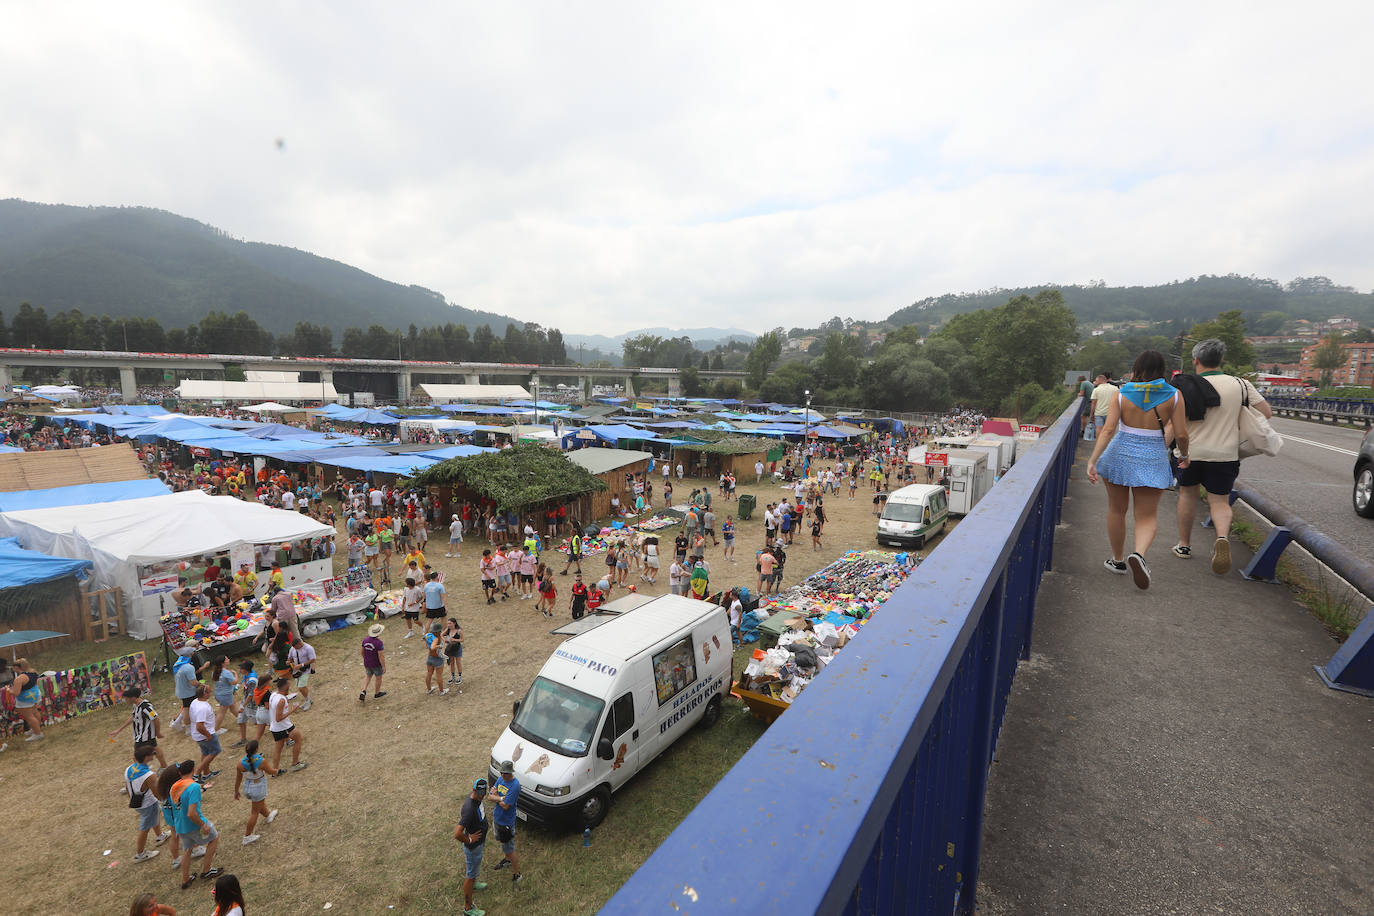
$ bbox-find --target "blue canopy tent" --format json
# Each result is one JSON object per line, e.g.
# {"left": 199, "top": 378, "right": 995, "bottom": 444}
{"left": 401, "top": 444, "right": 496, "bottom": 460}
{"left": 0, "top": 538, "right": 92, "bottom": 589}
{"left": 0, "top": 444, "right": 23, "bottom": 454}
{"left": 0, "top": 479, "right": 171, "bottom": 512}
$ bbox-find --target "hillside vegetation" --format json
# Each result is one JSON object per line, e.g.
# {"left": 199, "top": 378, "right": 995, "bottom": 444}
{"left": 0, "top": 199, "right": 514, "bottom": 336}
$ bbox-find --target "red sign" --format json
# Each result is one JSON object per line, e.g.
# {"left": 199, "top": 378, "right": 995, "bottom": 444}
{"left": 923, "top": 451, "right": 949, "bottom": 467}
{"left": 1019, "top": 425, "right": 1044, "bottom": 434}
{"left": 188, "top": 446, "right": 213, "bottom": 458}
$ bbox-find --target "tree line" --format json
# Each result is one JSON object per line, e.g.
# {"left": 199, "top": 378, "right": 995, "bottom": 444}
{"left": 0, "top": 302, "right": 567, "bottom": 364}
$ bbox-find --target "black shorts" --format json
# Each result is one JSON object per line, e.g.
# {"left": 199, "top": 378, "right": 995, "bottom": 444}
{"left": 181, "top": 696, "right": 194, "bottom": 708}
{"left": 271, "top": 725, "right": 294, "bottom": 742}
{"left": 481, "top": 578, "right": 496, "bottom": 589}
{"left": 425, "top": 607, "right": 447, "bottom": 619}
{"left": 1175, "top": 459, "right": 1241, "bottom": 496}
{"left": 520, "top": 573, "right": 534, "bottom": 584}
{"left": 444, "top": 642, "right": 463, "bottom": 658}
{"left": 134, "top": 739, "right": 158, "bottom": 753}
{"left": 403, "top": 610, "right": 420, "bottom": 621}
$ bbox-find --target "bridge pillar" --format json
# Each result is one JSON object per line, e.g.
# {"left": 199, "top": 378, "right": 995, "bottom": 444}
{"left": 465, "top": 373, "right": 481, "bottom": 386}
{"left": 119, "top": 366, "right": 137, "bottom": 402}
{"left": 624, "top": 375, "right": 637, "bottom": 397}
{"left": 529, "top": 374, "right": 540, "bottom": 398}
{"left": 397, "top": 370, "right": 413, "bottom": 403}
{"left": 668, "top": 375, "right": 681, "bottom": 398}
{"left": 0, "top": 364, "right": 12, "bottom": 391}
{"left": 581, "top": 376, "right": 592, "bottom": 401}
{"left": 319, "top": 369, "right": 334, "bottom": 402}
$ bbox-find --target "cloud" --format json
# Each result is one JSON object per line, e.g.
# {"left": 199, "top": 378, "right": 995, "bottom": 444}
{"left": 4, "top": 1, "right": 1373, "bottom": 334}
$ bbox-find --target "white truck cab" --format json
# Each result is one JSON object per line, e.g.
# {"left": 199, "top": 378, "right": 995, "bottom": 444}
{"left": 489, "top": 594, "right": 732, "bottom": 829}
{"left": 877, "top": 483, "right": 949, "bottom": 548}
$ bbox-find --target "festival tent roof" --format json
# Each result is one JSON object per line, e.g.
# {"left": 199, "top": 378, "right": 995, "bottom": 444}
{"left": 0, "top": 537, "right": 92, "bottom": 589}
{"left": 176, "top": 378, "right": 338, "bottom": 402}
{"left": 417, "top": 383, "right": 531, "bottom": 403}
{"left": 982, "top": 419, "right": 1017, "bottom": 437}
{"left": 0, "top": 479, "right": 171, "bottom": 513}
{"left": 325, "top": 407, "right": 403, "bottom": 425}
{"left": 100, "top": 405, "right": 168, "bottom": 416}
{"left": 313, "top": 454, "right": 443, "bottom": 476}
{"left": 788, "top": 408, "right": 828, "bottom": 422}
{"left": 400, "top": 444, "right": 495, "bottom": 461}
{"left": 0, "top": 444, "right": 22, "bottom": 454}
{"left": 567, "top": 448, "right": 656, "bottom": 476}
{"left": 0, "top": 490, "right": 335, "bottom": 566}
{"left": 0, "top": 443, "right": 149, "bottom": 491}
{"left": 240, "top": 423, "right": 319, "bottom": 439}
{"left": 241, "top": 402, "right": 303, "bottom": 413}
{"left": 580, "top": 424, "right": 665, "bottom": 445}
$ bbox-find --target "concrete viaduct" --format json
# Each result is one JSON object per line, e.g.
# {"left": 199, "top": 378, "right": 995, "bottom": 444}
{"left": 0, "top": 347, "right": 748, "bottom": 402}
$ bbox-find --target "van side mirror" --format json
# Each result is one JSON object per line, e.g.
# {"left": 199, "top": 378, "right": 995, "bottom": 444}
{"left": 597, "top": 738, "right": 615, "bottom": 760}
{"left": 512, "top": 700, "right": 520, "bottom": 717}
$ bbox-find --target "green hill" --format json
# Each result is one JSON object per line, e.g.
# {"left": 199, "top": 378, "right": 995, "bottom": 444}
{"left": 0, "top": 199, "right": 516, "bottom": 336}
{"left": 887, "top": 275, "right": 1374, "bottom": 329}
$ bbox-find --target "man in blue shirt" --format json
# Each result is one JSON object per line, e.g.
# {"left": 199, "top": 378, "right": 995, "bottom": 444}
{"left": 491, "top": 760, "right": 523, "bottom": 885}
{"left": 423, "top": 570, "right": 447, "bottom": 621}
{"left": 170, "top": 762, "right": 223, "bottom": 889}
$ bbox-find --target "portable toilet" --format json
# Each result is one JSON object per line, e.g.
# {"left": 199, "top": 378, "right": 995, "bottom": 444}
{"left": 1013, "top": 425, "right": 1044, "bottom": 462}
{"left": 971, "top": 435, "right": 1013, "bottom": 471}
{"left": 946, "top": 450, "right": 991, "bottom": 515}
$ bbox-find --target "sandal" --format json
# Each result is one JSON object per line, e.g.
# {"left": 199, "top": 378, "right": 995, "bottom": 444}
{"left": 1171, "top": 544, "right": 1191, "bottom": 559}
{"left": 200, "top": 867, "right": 223, "bottom": 880}
{"left": 181, "top": 874, "right": 197, "bottom": 890}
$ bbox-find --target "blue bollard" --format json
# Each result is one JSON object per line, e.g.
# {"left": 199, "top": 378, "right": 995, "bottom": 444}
{"left": 1316, "top": 606, "right": 1374, "bottom": 697}
{"left": 1240, "top": 527, "right": 1292, "bottom": 583}
{"left": 584, "top": 826, "right": 591, "bottom": 847}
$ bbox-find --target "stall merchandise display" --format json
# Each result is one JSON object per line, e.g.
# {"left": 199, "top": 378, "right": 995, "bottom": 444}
{"left": 736, "top": 550, "right": 916, "bottom": 716}
{"left": 2, "top": 652, "right": 151, "bottom": 736}
{"left": 633, "top": 508, "right": 684, "bottom": 532}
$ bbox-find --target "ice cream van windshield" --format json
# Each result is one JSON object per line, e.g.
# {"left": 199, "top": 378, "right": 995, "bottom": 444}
{"left": 510, "top": 676, "right": 605, "bottom": 758}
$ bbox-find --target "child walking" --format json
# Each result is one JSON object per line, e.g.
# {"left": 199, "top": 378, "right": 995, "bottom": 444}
{"left": 233, "top": 738, "right": 280, "bottom": 846}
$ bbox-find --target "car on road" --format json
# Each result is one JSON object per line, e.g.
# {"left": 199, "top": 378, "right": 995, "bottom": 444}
{"left": 1355, "top": 427, "right": 1374, "bottom": 518}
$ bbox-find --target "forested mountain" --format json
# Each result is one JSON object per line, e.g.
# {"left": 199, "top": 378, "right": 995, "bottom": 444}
{"left": 887, "top": 275, "right": 1374, "bottom": 330}
{"left": 0, "top": 199, "right": 515, "bottom": 336}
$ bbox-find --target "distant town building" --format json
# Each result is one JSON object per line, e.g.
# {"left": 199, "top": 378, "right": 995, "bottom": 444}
{"left": 1300, "top": 341, "right": 1374, "bottom": 387}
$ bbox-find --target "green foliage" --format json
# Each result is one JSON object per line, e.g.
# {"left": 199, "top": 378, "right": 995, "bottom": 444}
{"left": 998, "top": 382, "right": 1074, "bottom": 423}
{"left": 680, "top": 366, "right": 707, "bottom": 397}
{"left": 622, "top": 334, "right": 699, "bottom": 369}
{"left": 676, "top": 435, "right": 777, "bottom": 454}
{"left": 757, "top": 361, "right": 814, "bottom": 404}
{"left": 1186, "top": 310, "right": 1254, "bottom": 370}
{"left": 887, "top": 274, "right": 1374, "bottom": 329}
{"left": 403, "top": 442, "right": 606, "bottom": 510}
{"left": 1074, "top": 338, "right": 1132, "bottom": 378}
{"left": 815, "top": 332, "right": 861, "bottom": 390}
{"left": 1311, "top": 334, "right": 1345, "bottom": 388}
{"left": 711, "top": 379, "right": 742, "bottom": 399}
{"left": 745, "top": 331, "right": 782, "bottom": 388}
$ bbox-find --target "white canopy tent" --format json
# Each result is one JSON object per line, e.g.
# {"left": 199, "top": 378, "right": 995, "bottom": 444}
{"left": 0, "top": 491, "right": 335, "bottom": 639}
{"left": 240, "top": 401, "right": 303, "bottom": 414}
{"left": 177, "top": 379, "right": 338, "bottom": 403}
{"left": 416, "top": 383, "right": 531, "bottom": 403}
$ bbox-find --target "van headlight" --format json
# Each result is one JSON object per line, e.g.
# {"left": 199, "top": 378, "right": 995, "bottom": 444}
{"left": 535, "top": 784, "right": 571, "bottom": 797}
{"left": 489, "top": 755, "right": 501, "bottom": 773}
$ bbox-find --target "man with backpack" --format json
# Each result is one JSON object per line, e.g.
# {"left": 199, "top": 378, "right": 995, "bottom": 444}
{"left": 125, "top": 745, "right": 171, "bottom": 862}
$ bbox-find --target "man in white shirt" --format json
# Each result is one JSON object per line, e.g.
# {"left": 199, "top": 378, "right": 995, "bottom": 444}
{"left": 369, "top": 487, "right": 384, "bottom": 513}
{"left": 189, "top": 685, "right": 220, "bottom": 784}
{"left": 728, "top": 589, "right": 743, "bottom": 647}
{"left": 280, "top": 490, "right": 295, "bottom": 511}
{"left": 668, "top": 559, "right": 686, "bottom": 596}
{"left": 755, "top": 460, "right": 764, "bottom": 484}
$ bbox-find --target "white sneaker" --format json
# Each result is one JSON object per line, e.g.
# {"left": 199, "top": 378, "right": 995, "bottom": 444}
{"left": 266, "top": 809, "right": 279, "bottom": 824}
{"left": 24, "top": 733, "right": 44, "bottom": 742}
{"left": 242, "top": 834, "right": 261, "bottom": 846}
{"left": 170, "top": 856, "right": 182, "bottom": 868}
{"left": 134, "top": 849, "right": 160, "bottom": 862}
{"left": 216, "top": 727, "right": 228, "bottom": 734}
{"left": 191, "top": 845, "right": 207, "bottom": 859}
{"left": 404, "top": 631, "right": 415, "bottom": 639}
{"left": 440, "top": 688, "right": 450, "bottom": 696}
{"left": 154, "top": 831, "right": 171, "bottom": 846}
{"left": 301, "top": 699, "right": 312, "bottom": 711}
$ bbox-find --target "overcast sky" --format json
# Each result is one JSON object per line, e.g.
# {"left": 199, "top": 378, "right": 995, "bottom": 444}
{"left": 5, "top": 2, "right": 1373, "bottom": 335}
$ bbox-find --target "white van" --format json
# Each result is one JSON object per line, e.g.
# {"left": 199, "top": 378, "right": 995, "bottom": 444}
{"left": 877, "top": 483, "right": 949, "bottom": 548}
{"left": 489, "top": 594, "right": 732, "bottom": 829}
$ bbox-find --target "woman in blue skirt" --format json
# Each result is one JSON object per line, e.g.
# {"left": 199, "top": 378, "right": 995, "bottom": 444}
{"left": 1086, "top": 350, "right": 1190, "bottom": 589}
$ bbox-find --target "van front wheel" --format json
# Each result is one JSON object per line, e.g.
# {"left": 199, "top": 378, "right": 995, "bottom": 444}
{"left": 699, "top": 694, "right": 722, "bottom": 728}
{"left": 580, "top": 787, "right": 610, "bottom": 829}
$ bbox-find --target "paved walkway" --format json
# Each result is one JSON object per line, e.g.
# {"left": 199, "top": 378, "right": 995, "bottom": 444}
{"left": 977, "top": 452, "right": 1374, "bottom": 915}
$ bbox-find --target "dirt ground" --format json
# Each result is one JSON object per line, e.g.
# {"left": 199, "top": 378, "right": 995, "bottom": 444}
{"left": 0, "top": 469, "right": 951, "bottom": 915}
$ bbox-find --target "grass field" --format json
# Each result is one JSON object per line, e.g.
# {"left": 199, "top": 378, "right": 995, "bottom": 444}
{"left": 0, "top": 471, "right": 949, "bottom": 914}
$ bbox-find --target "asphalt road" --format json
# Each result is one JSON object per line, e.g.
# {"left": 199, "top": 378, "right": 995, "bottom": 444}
{"left": 1234, "top": 415, "right": 1372, "bottom": 558}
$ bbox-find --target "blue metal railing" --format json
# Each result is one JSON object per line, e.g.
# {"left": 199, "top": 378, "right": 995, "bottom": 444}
{"left": 602, "top": 397, "right": 1085, "bottom": 915}
{"left": 1267, "top": 395, "right": 1374, "bottom": 419}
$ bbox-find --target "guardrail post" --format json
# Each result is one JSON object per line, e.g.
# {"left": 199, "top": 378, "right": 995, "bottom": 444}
{"left": 1315, "top": 607, "right": 1374, "bottom": 697}
{"left": 1239, "top": 527, "right": 1292, "bottom": 583}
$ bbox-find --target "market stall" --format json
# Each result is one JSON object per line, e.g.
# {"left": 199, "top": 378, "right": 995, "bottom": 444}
{"left": 734, "top": 549, "right": 917, "bottom": 721}
{"left": 160, "top": 569, "right": 376, "bottom": 665}
{"left": 0, "top": 490, "right": 336, "bottom": 640}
